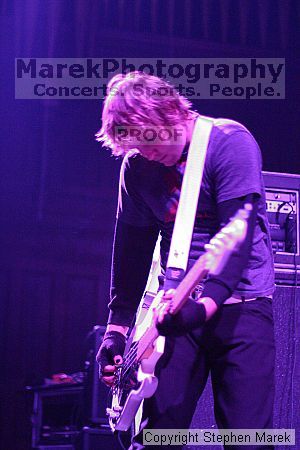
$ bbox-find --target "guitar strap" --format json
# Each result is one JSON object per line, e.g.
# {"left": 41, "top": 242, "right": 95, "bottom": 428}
{"left": 163, "top": 115, "right": 214, "bottom": 290}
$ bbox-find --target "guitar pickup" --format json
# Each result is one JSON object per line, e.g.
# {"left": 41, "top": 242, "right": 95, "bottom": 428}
{"left": 106, "top": 408, "right": 120, "bottom": 419}
{"left": 106, "top": 406, "right": 123, "bottom": 418}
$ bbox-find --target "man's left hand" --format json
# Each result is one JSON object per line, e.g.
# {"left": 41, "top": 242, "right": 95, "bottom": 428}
{"left": 156, "top": 291, "right": 207, "bottom": 337}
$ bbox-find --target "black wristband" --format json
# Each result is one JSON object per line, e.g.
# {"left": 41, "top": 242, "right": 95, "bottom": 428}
{"left": 156, "top": 298, "right": 206, "bottom": 337}
{"left": 103, "top": 330, "right": 127, "bottom": 341}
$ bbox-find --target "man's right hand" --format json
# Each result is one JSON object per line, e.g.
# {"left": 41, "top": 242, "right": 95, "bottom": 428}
{"left": 96, "top": 330, "right": 127, "bottom": 387}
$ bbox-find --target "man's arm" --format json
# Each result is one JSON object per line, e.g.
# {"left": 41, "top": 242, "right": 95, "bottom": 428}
{"left": 200, "top": 193, "right": 259, "bottom": 310}
{"left": 98, "top": 219, "right": 159, "bottom": 384}
{"left": 108, "top": 220, "right": 159, "bottom": 327}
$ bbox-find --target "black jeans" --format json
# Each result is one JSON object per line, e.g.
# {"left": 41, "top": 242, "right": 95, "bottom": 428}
{"left": 130, "top": 297, "right": 275, "bottom": 450}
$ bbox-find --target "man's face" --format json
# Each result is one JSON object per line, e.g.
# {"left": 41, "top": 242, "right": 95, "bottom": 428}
{"left": 116, "top": 124, "right": 187, "bottom": 166}
{"left": 136, "top": 141, "right": 185, "bottom": 166}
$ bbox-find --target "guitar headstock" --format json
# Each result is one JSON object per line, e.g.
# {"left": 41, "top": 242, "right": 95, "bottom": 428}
{"left": 204, "top": 204, "right": 252, "bottom": 275}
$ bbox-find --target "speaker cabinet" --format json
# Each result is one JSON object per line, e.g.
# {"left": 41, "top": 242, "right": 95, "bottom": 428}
{"left": 85, "top": 326, "right": 110, "bottom": 424}
{"left": 82, "top": 426, "right": 126, "bottom": 450}
{"left": 189, "top": 285, "right": 300, "bottom": 449}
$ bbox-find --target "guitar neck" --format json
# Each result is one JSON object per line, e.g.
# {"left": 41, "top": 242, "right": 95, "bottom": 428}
{"left": 137, "top": 327, "right": 159, "bottom": 361}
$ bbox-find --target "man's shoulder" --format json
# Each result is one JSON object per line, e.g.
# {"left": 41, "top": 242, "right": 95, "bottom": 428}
{"left": 209, "top": 116, "right": 251, "bottom": 137}
{"left": 202, "top": 115, "right": 257, "bottom": 153}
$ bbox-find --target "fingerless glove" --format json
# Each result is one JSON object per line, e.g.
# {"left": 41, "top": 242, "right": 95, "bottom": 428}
{"left": 96, "top": 330, "right": 126, "bottom": 376}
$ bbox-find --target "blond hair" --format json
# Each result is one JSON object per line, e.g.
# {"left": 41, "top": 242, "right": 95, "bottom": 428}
{"left": 96, "top": 71, "right": 193, "bottom": 156}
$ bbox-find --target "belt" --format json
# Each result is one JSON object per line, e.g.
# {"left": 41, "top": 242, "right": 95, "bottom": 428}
{"left": 223, "top": 295, "right": 272, "bottom": 305}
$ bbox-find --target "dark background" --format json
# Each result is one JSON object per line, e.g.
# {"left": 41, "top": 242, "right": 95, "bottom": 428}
{"left": 0, "top": 1, "right": 299, "bottom": 449}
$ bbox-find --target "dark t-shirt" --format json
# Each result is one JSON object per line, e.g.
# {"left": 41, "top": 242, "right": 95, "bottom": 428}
{"left": 109, "top": 116, "right": 275, "bottom": 325}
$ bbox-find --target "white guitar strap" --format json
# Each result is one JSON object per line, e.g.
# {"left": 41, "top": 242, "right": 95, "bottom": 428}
{"left": 164, "top": 115, "right": 214, "bottom": 288}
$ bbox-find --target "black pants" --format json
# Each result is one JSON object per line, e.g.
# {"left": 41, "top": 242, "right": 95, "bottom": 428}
{"left": 130, "top": 297, "right": 275, "bottom": 450}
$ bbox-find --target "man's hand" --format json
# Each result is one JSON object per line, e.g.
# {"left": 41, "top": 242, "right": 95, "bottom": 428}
{"left": 156, "top": 289, "right": 206, "bottom": 336}
{"left": 156, "top": 290, "right": 218, "bottom": 337}
{"left": 96, "top": 330, "right": 126, "bottom": 387}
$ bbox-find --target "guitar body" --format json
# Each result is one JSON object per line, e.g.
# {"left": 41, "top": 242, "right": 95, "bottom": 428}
{"left": 113, "top": 335, "right": 165, "bottom": 431}
{"left": 108, "top": 291, "right": 166, "bottom": 432}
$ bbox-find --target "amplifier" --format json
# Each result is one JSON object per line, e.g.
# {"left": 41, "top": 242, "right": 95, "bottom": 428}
{"left": 85, "top": 325, "right": 110, "bottom": 424}
{"left": 263, "top": 171, "right": 300, "bottom": 284}
{"left": 82, "top": 426, "right": 127, "bottom": 450}
{"left": 30, "top": 384, "right": 84, "bottom": 448}
{"left": 265, "top": 188, "right": 298, "bottom": 254}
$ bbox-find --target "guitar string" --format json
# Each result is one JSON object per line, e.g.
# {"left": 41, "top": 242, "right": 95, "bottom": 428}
{"left": 120, "top": 342, "right": 139, "bottom": 375}
{"left": 121, "top": 345, "right": 139, "bottom": 374}
{"left": 121, "top": 328, "right": 158, "bottom": 380}
{"left": 123, "top": 344, "right": 137, "bottom": 368}
{"left": 120, "top": 300, "right": 171, "bottom": 375}
{"left": 122, "top": 341, "right": 138, "bottom": 366}
{"left": 121, "top": 324, "right": 158, "bottom": 372}
{"left": 118, "top": 356, "right": 138, "bottom": 387}
{"left": 120, "top": 303, "right": 171, "bottom": 378}
{"left": 119, "top": 335, "right": 151, "bottom": 381}
{"left": 122, "top": 328, "right": 155, "bottom": 371}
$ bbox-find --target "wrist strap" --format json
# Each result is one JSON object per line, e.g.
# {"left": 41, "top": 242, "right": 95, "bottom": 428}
{"left": 104, "top": 330, "right": 126, "bottom": 340}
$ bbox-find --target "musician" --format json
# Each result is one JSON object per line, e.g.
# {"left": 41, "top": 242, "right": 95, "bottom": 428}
{"left": 96, "top": 72, "right": 275, "bottom": 450}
